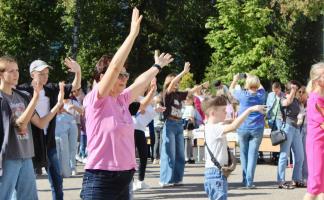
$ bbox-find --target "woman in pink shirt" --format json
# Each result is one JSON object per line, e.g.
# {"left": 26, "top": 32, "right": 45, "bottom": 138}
{"left": 304, "top": 62, "right": 324, "bottom": 200}
{"left": 80, "top": 8, "right": 174, "bottom": 200}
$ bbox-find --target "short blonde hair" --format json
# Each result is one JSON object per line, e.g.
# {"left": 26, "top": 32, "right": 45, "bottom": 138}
{"left": 306, "top": 62, "right": 324, "bottom": 94}
{"left": 245, "top": 74, "right": 260, "bottom": 89}
{"left": 0, "top": 56, "right": 17, "bottom": 72}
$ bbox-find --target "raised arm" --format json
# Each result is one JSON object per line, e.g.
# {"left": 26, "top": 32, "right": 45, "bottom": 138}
{"left": 229, "top": 73, "right": 240, "bottom": 92}
{"left": 98, "top": 8, "right": 143, "bottom": 98}
{"left": 64, "top": 57, "right": 82, "bottom": 91}
{"left": 138, "top": 79, "right": 157, "bottom": 112}
{"left": 281, "top": 84, "right": 298, "bottom": 107}
{"left": 166, "top": 62, "right": 190, "bottom": 94}
{"left": 128, "top": 51, "right": 173, "bottom": 102}
{"left": 15, "top": 80, "right": 42, "bottom": 132}
{"left": 188, "top": 81, "right": 209, "bottom": 96}
{"left": 223, "top": 105, "right": 266, "bottom": 134}
{"left": 31, "top": 82, "right": 65, "bottom": 129}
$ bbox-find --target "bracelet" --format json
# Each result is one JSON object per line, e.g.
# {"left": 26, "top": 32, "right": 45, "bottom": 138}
{"left": 152, "top": 64, "right": 162, "bottom": 71}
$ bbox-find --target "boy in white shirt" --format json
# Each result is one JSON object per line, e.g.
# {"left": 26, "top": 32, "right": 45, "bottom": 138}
{"left": 202, "top": 95, "right": 265, "bottom": 200}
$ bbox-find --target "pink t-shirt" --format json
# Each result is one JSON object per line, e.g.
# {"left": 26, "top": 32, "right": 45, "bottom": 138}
{"left": 83, "top": 86, "right": 136, "bottom": 171}
{"left": 307, "top": 92, "right": 324, "bottom": 137}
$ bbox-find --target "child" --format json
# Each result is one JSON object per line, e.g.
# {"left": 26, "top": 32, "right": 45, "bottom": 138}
{"left": 303, "top": 62, "right": 324, "bottom": 200}
{"left": 182, "top": 94, "right": 196, "bottom": 164}
{"left": 0, "top": 56, "right": 64, "bottom": 199}
{"left": 202, "top": 95, "right": 265, "bottom": 200}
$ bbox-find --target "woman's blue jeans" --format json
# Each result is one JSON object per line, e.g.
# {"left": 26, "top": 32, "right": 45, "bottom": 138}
{"left": 277, "top": 121, "right": 304, "bottom": 182}
{"left": 237, "top": 128, "right": 264, "bottom": 187}
{"left": 160, "top": 119, "right": 185, "bottom": 184}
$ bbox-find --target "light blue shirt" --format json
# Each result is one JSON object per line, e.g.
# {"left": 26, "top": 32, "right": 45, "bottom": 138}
{"left": 234, "top": 88, "right": 266, "bottom": 130}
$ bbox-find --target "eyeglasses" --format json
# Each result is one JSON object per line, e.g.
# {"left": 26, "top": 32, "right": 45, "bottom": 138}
{"left": 299, "top": 90, "right": 306, "bottom": 94}
{"left": 118, "top": 72, "right": 130, "bottom": 79}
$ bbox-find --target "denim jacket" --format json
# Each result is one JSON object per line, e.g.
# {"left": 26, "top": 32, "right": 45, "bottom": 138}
{"left": 266, "top": 91, "right": 285, "bottom": 119}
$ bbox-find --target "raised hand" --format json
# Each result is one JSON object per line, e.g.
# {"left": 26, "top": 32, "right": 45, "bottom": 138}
{"left": 202, "top": 81, "right": 209, "bottom": 89}
{"left": 57, "top": 82, "right": 65, "bottom": 105}
{"left": 155, "top": 104, "right": 166, "bottom": 113}
{"left": 32, "top": 79, "right": 43, "bottom": 95}
{"left": 130, "top": 7, "right": 143, "bottom": 37}
{"left": 183, "top": 62, "right": 190, "bottom": 73}
{"left": 154, "top": 51, "right": 174, "bottom": 68}
{"left": 64, "top": 57, "right": 81, "bottom": 74}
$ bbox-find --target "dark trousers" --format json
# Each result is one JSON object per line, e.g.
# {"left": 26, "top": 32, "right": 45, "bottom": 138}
{"left": 134, "top": 130, "right": 148, "bottom": 181}
{"left": 154, "top": 127, "right": 163, "bottom": 159}
{"left": 46, "top": 148, "right": 64, "bottom": 200}
{"left": 81, "top": 169, "right": 135, "bottom": 200}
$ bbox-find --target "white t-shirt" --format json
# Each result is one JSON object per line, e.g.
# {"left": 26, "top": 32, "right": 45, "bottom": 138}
{"left": 133, "top": 96, "right": 157, "bottom": 132}
{"left": 182, "top": 105, "right": 195, "bottom": 120}
{"left": 36, "top": 89, "right": 50, "bottom": 135}
{"left": 64, "top": 99, "right": 82, "bottom": 124}
{"left": 205, "top": 123, "right": 228, "bottom": 168}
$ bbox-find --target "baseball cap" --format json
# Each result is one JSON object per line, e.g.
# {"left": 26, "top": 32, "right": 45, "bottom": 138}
{"left": 29, "top": 60, "right": 53, "bottom": 74}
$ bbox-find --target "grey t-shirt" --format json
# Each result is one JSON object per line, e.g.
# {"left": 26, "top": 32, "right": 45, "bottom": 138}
{"left": 2, "top": 91, "right": 34, "bottom": 159}
{"left": 282, "top": 98, "right": 300, "bottom": 127}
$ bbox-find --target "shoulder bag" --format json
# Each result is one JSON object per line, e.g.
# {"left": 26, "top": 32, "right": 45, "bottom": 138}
{"left": 270, "top": 100, "right": 287, "bottom": 146}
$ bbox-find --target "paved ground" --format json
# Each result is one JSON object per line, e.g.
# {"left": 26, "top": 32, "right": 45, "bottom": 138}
{"left": 37, "top": 161, "right": 307, "bottom": 200}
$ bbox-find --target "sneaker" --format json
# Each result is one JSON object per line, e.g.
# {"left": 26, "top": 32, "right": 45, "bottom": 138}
{"left": 245, "top": 185, "right": 256, "bottom": 189}
{"left": 152, "top": 159, "right": 160, "bottom": 165}
{"left": 72, "top": 170, "right": 78, "bottom": 176}
{"left": 75, "top": 155, "right": 83, "bottom": 163}
{"left": 188, "top": 159, "right": 195, "bottom": 164}
{"left": 159, "top": 182, "right": 174, "bottom": 188}
{"left": 81, "top": 158, "right": 87, "bottom": 164}
{"left": 133, "top": 181, "right": 150, "bottom": 191}
{"left": 173, "top": 181, "right": 183, "bottom": 186}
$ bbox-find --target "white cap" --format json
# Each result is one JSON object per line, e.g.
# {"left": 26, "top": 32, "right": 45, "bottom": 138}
{"left": 29, "top": 60, "right": 53, "bottom": 74}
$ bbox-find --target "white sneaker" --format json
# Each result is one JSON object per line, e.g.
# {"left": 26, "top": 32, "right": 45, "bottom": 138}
{"left": 82, "top": 158, "right": 87, "bottom": 164}
{"left": 75, "top": 155, "right": 83, "bottom": 163}
{"left": 133, "top": 181, "right": 150, "bottom": 191}
{"left": 159, "top": 182, "right": 173, "bottom": 188}
{"left": 72, "top": 170, "right": 78, "bottom": 176}
{"left": 152, "top": 159, "right": 160, "bottom": 165}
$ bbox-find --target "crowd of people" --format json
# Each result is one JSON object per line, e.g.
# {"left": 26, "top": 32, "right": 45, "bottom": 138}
{"left": 0, "top": 7, "right": 323, "bottom": 200}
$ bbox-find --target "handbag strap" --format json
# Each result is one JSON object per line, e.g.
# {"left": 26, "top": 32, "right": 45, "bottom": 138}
{"left": 205, "top": 142, "right": 222, "bottom": 170}
{"left": 204, "top": 129, "right": 228, "bottom": 170}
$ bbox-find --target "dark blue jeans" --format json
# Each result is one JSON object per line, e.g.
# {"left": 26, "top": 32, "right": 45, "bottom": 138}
{"left": 79, "top": 133, "right": 87, "bottom": 158}
{"left": 46, "top": 148, "right": 64, "bottom": 200}
{"left": 81, "top": 169, "right": 135, "bottom": 200}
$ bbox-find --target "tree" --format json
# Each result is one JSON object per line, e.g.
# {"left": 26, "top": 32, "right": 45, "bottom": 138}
{"left": 0, "top": 0, "right": 69, "bottom": 83}
{"left": 205, "top": 0, "right": 292, "bottom": 84}
{"left": 179, "top": 72, "right": 196, "bottom": 91}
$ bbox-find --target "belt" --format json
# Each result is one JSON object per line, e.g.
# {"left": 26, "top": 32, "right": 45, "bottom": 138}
{"left": 168, "top": 116, "right": 182, "bottom": 121}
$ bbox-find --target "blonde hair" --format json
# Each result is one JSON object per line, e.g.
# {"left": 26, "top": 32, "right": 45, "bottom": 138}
{"left": 245, "top": 74, "right": 260, "bottom": 89}
{"left": 0, "top": 56, "right": 17, "bottom": 72}
{"left": 306, "top": 62, "right": 324, "bottom": 94}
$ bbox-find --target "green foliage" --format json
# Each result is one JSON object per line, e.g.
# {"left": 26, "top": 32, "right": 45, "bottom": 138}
{"left": 74, "top": 0, "right": 214, "bottom": 85}
{"left": 179, "top": 72, "right": 196, "bottom": 91}
{"left": 205, "top": 0, "right": 292, "bottom": 84}
{"left": 0, "top": 0, "right": 69, "bottom": 83}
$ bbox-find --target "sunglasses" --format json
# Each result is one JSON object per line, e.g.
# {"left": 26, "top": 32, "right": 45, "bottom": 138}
{"left": 298, "top": 90, "right": 306, "bottom": 94}
{"left": 118, "top": 72, "right": 130, "bottom": 79}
